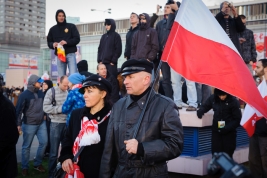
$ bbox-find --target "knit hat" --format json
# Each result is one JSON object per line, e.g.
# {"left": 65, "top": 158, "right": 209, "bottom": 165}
{"left": 77, "top": 60, "right": 88, "bottom": 72}
{"left": 68, "top": 73, "right": 86, "bottom": 85}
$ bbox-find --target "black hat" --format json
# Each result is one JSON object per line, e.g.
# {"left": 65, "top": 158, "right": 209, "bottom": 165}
{"left": 105, "top": 19, "right": 111, "bottom": 26}
{"left": 79, "top": 74, "right": 112, "bottom": 94}
{"left": 77, "top": 60, "right": 88, "bottom": 72}
{"left": 121, "top": 59, "right": 154, "bottom": 76}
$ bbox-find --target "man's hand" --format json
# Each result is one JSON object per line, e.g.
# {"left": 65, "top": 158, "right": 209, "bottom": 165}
{"left": 17, "top": 126, "right": 21, "bottom": 134}
{"left": 59, "top": 40, "right": 67, "bottom": 45}
{"left": 53, "top": 42, "right": 58, "bottom": 49}
{"left": 231, "top": 5, "right": 238, "bottom": 17}
{"left": 62, "top": 159, "right": 73, "bottom": 174}
{"left": 124, "top": 139, "right": 138, "bottom": 154}
{"left": 170, "top": 2, "right": 179, "bottom": 11}
{"left": 147, "top": 59, "right": 151, "bottom": 62}
{"left": 156, "top": 5, "right": 161, "bottom": 14}
{"left": 239, "top": 38, "right": 246, "bottom": 44}
{"left": 110, "top": 63, "right": 114, "bottom": 66}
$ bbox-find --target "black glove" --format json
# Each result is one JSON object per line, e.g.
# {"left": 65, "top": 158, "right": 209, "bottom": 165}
{"left": 197, "top": 110, "right": 203, "bottom": 119}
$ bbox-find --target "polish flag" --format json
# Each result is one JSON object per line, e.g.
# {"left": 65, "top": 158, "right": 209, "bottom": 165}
{"left": 241, "top": 80, "right": 267, "bottom": 137}
{"left": 162, "top": 0, "right": 267, "bottom": 120}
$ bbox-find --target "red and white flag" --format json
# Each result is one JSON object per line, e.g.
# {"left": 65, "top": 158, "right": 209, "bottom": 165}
{"left": 161, "top": 0, "right": 267, "bottom": 121}
{"left": 241, "top": 79, "right": 267, "bottom": 137}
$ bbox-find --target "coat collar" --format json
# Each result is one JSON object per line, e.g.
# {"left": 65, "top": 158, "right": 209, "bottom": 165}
{"left": 125, "top": 89, "right": 155, "bottom": 109}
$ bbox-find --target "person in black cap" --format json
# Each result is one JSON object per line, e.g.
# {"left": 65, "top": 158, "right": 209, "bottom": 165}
{"left": 47, "top": 9, "right": 80, "bottom": 77}
{"left": 100, "top": 59, "right": 183, "bottom": 177}
{"left": 97, "top": 19, "right": 122, "bottom": 78}
{"left": 77, "top": 60, "right": 94, "bottom": 77}
{"left": 0, "top": 74, "right": 19, "bottom": 178}
{"left": 59, "top": 74, "right": 112, "bottom": 178}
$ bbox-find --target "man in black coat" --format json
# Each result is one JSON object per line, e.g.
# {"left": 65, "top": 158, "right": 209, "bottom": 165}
{"left": 130, "top": 13, "right": 159, "bottom": 62}
{"left": 197, "top": 89, "right": 241, "bottom": 158}
{"left": 98, "top": 19, "right": 122, "bottom": 78}
{"left": 216, "top": 1, "right": 245, "bottom": 54}
{"left": 156, "top": 2, "right": 179, "bottom": 99}
{"left": 100, "top": 59, "right": 183, "bottom": 177}
{"left": 97, "top": 63, "right": 119, "bottom": 104}
{"left": 47, "top": 9, "right": 80, "bottom": 77}
{"left": 0, "top": 74, "right": 19, "bottom": 178}
{"left": 124, "top": 13, "right": 139, "bottom": 60}
{"left": 77, "top": 60, "right": 94, "bottom": 77}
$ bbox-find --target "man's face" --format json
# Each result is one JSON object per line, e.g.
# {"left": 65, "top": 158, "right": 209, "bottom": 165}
{"left": 130, "top": 14, "right": 139, "bottom": 24}
{"left": 105, "top": 25, "right": 111, "bottom": 31}
{"left": 59, "top": 77, "right": 69, "bottom": 91}
{"left": 123, "top": 72, "right": 150, "bottom": 95}
{"left": 97, "top": 64, "right": 107, "bottom": 77}
{"left": 219, "top": 94, "right": 227, "bottom": 101}
{"left": 255, "top": 61, "right": 265, "bottom": 77}
{"left": 140, "top": 15, "right": 147, "bottom": 24}
{"left": 241, "top": 18, "right": 247, "bottom": 25}
{"left": 164, "top": 5, "right": 172, "bottom": 15}
{"left": 34, "top": 82, "right": 41, "bottom": 89}
{"left": 57, "top": 12, "right": 65, "bottom": 23}
{"left": 222, "top": 2, "right": 231, "bottom": 15}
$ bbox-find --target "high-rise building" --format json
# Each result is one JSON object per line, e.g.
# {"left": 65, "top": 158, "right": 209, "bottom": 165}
{"left": 66, "top": 16, "right": 80, "bottom": 24}
{"left": 0, "top": 0, "right": 46, "bottom": 74}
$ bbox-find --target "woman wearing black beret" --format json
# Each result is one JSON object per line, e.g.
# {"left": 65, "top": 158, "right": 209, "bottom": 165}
{"left": 58, "top": 74, "right": 112, "bottom": 177}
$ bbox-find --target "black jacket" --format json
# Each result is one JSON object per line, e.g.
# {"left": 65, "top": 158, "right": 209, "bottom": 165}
{"left": 156, "top": 12, "right": 177, "bottom": 52}
{"left": 58, "top": 105, "right": 112, "bottom": 178}
{"left": 124, "top": 24, "right": 139, "bottom": 60}
{"left": 0, "top": 93, "right": 19, "bottom": 178}
{"left": 97, "top": 19, "right": 122, "bottom": 64}
{"left": 215, "top": 12, "right": 245, "bottom": 54}
{"left": 99, "top": 90, "right": 183, "bottom": 178}
{"left": 131, "top": 13, "right": 159, "bottom": 61}
{"left": 98, "top": 72, "right": 119, "bottom": 104}
{"left": 47, "top": 10, "right": 80, "bottom": 55}
{"left": 238, "top": 28, "right": 257, "bottom": 63}
{"left": 197, "top": 92, "right": 241, "bottom": 134}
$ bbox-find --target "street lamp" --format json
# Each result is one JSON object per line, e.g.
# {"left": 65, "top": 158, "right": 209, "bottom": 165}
{"left": 91, "top": 8, "right": 112, "bottom": 14}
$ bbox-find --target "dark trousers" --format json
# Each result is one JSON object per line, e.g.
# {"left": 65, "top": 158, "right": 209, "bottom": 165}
{"left": 0, "top": 146, "right": 18, "bottom": 178}
{"left": 249, "top": 135, "right": 267, "bottom": 178}
{"left": 161, "top": 62, "right": 173, "bottom": 99}
{"left": 105, "top": 63, "right": 118, "bottom": 78}
{"left": 211, "top": 131, "right": 236, "bottom": 158}
{"left": 45, "top": 119, "right": 51, "bottom": 154}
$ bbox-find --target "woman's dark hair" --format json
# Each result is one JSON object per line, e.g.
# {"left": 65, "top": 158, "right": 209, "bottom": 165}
{"left": 88, "top": 85, "right": 113, "bottom": 106}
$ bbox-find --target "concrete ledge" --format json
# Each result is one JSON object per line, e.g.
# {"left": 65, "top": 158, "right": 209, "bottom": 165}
{"left": 167, "top": 146, "right": 249, "bottom": 176}
{"left": 179, "top": 108, "right": 213, "bottom": 127}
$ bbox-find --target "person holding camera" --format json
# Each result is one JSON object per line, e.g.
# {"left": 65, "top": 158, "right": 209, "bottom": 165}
{"left": 43, "top": 75, "right": 68, "bottom": 178}
{"left": 156, "top": 1, "right": 179, "bottom": 100}
{"left": 216, "top": 1, "right": 245, "bottom": 54}
{"left": 197, "top": 88, "right": 242, "bottom": 158}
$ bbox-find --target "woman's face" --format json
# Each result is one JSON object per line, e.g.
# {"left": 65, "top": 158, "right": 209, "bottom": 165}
{"left": 83, "top": 86, "right": 106, "bottom": 108}
{"left": 42, "top": 83, "right": 48, "bottom": 91}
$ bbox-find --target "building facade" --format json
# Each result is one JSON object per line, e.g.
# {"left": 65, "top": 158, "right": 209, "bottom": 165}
{"left": 39, "top": 0, "right": 267, "bottom": 78}
{"left": 0, "top": 0, "right": 45, "bottom": 77}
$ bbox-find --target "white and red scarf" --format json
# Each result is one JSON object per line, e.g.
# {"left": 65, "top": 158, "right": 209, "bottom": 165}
{"left": 72, "top": 84, "right": 82, "bottom": 90}
{"left": 72, "top": 110, "right": 111, "bottom": 162}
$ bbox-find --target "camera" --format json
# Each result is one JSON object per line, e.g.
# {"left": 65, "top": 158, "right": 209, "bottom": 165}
{"left": 208, "top": 152, "right": 251, "bottom": 178}
{"left": 159, "top": 6, "right": 162, "bottom": 9}
{"left": 228, "top": 3, "right": 232, "bottom": 8}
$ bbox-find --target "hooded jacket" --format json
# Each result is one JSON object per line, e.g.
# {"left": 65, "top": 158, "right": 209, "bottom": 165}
{"left": 97, "top": 19, "right": 122, "bottom": 64}
{"left": 16, "top": 75, "right": 44, "bottom": 126}
{"left": 216, "top": 12, "right": 245, "bottom": 55}
{"left": 47, "top": 9, "right": 80, "bottom": 55}
{"left": 124, "top": 24, "right": 139, "bottom": 60}
{"left": 43, "top": 80, "right": 53, "bottom": 97}
{"left": 77, "top": 60, "right": 94, "bottom": 77}
{"left": 197, "top": 89, "right": 242, "bottom": 134}
{"left": 131, "top": 13, "right": 159, "bottom": 61}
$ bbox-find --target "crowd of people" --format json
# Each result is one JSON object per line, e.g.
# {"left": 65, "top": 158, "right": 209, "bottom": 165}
{"left": 1, "top": 1, "right": 266, "bottom": 178}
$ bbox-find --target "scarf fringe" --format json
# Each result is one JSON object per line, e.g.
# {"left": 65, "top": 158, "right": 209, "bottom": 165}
{"left": 79, "top": 131, "right": 101, "bottom": 146}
